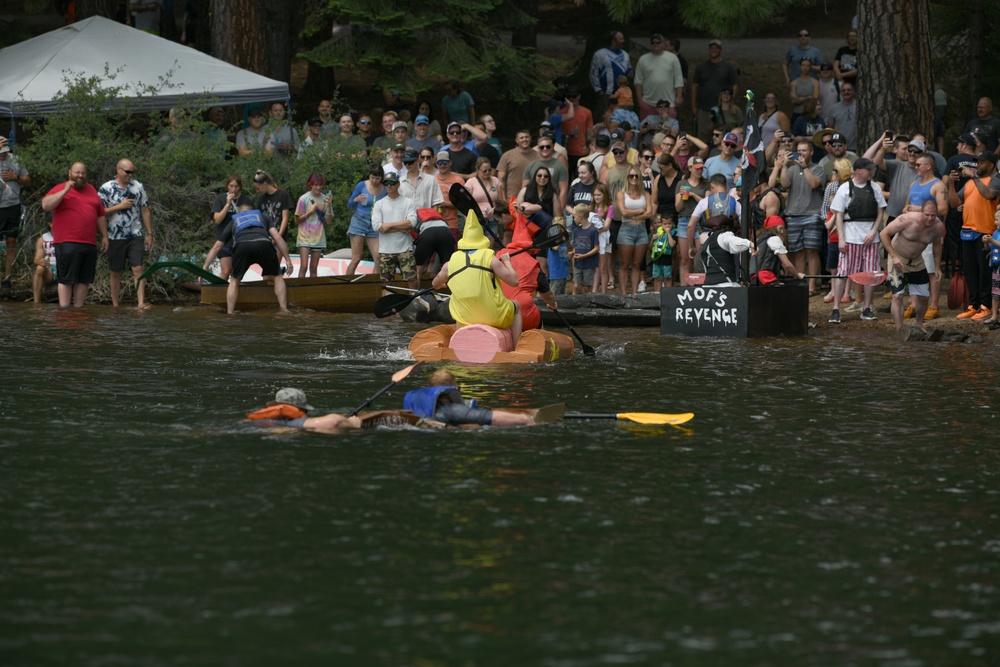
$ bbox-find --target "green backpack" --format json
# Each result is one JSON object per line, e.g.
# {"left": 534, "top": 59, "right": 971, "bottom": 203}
{"left": 650, "top": 227, "right": 673, "bottom": 260}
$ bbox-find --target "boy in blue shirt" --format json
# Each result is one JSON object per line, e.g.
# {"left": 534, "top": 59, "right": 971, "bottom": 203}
{"left": 568, "top": 204, "right": 600, "bottom": 294}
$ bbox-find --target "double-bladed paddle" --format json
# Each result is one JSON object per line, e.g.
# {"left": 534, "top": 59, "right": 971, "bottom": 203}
{"left": 373, "top": 224, "right": 569, "bottom": 318}
{"left": 564, "top": 411, "right": 694, "bottom": 426}
{"left": 346, "top": 361, "right": 425, "bottom": 417}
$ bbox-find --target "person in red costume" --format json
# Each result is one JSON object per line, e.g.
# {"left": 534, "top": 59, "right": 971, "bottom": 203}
{"left": 497, "top": 199, "right": 559, "bottom": 330}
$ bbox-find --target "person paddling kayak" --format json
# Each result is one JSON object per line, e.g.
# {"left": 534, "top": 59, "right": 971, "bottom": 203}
{"left": 433, "top": 210, "right": 524, "bottom": 341}
{"left": 403, "top": 369, "right": 536, "bottom": 426}
{"left": 246, "top": 388, "right": 361, "bottom": 433}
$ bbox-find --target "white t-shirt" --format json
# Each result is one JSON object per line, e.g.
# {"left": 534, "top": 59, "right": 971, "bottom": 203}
{"left": 372, "top": 195, "right": 418, "bottom": 254}
{"left": 830, "top": 179, "right": 887, "bottom": 244}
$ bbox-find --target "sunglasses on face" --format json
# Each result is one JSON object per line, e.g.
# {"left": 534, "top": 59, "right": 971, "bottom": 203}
{"left": 537, "top": 174, "right": 550, "bottom": 179}
{"left": 628, "top": 174, "right": 639, "bottom": 179}
{"left": 120, "top": 168, "right": 134, "bottom": 174}
{"left": 907, "top": 148, "right": 920, "bottom": 154}
{"left": 612, "top": 149, "right": 625, "bottom": 155}
{"left": 780, "top": 138, "right": 793, "bottom": 143}
{"left": 831, "top": 142, "right": 845, "bottom": 148}
{"left": 436, "top": 160, "right": 450, "bottom": 166}
{"left": 799, "top": 32, "right": 809, "bottom": 37}
{"left": 651, "top": 39, "right": 662, "bottom": 45}
{"left": 539, "top": 145, "right": 553, "bottom": 150}
{"left": 420, "top": 155, "right": 433, "bottom": 160}
{"left": 359, "top": 120, "right": 371, "bottom": 125}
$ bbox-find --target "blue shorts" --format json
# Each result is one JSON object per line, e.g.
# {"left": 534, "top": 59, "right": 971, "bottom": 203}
{"left": 785, "top": 215, "right": 823, "bottom": 252}
{"left": 653, "top": 263, "right": 673, "bottom": 279}
{"left": 348, "top": 212, "right": 378, "bottom": 238}
{"left": 617, "top": 222, "right": 649, "bottom": 246}
{"left": 677, "top": 217, "right": 690, "bottom": 238}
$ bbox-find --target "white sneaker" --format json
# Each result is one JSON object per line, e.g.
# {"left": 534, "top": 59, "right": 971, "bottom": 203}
{"left": 637, "top": 281, "right": 646, "bottom": 293}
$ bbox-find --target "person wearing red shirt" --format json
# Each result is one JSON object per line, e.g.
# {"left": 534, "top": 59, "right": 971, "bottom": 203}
{"left": 40, "top": 162, "right": 107, "bottom": 307}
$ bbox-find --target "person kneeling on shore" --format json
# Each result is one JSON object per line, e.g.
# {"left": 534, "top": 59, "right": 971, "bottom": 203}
{"left": 403, "top": 369, "right": 534, "bottom": 426}
{"left": 247, "top": 387, "right": 362, "bottom": 432}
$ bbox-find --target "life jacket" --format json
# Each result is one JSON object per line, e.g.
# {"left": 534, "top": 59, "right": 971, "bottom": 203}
{"left": 446, "top": 247, "right": 516, "bottom": 329}
{"left": 650, "top": 227, "right": 673, "bottom": 260}
{"left": 703, "top": 192, "right": 737, "bottom": 224}
{"left": 246, "top": 403, "right": 307, "bottom": 421}
{"left": 750, "top": 229, "right": 781, "bottom": 283}
{"left": 992, "top": 231, "right": 1000, "bottom": 267}
{"left": 403, "top": 386, "right": 476, "bottom": 417}
{"left": 233, "top": 209, "right": 266, "bottom": 234}
{"left": 703, "top": 230, "right": 739, "bottom": 285}
{"left": 845, "top": 180, "right": 878, "bottom": 221}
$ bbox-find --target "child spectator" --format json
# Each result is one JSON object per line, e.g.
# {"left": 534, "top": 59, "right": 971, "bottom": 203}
{"left": 569, "top": 203, "right": 599, "bottom": 293}
{"left": 547, "top": 239, "right": 569, "bottom": 295}
{"left": 649, "top": 215, "right": 676, "bottom": 290}
{"left": 985, "top": 208, "right": 1000, "bottom": 327}
{"left": 588, "top": 183, "right": 615, "bottom": 292}
{"left": 611, "top": 75, "right": 634, "bottom": 111}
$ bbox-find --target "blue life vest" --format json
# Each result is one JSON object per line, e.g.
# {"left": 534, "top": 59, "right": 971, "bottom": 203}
{"left": 992, "top": 231, "right": 1000, "bottom": 267}
{"left": 703, "top": 192, "right": 736, "bottom": 222}
{"left": 233, "top": 209, "right": 266, "bottom": 234}
{"left": 403, "top": 386, "right": 476, "bottom": 417}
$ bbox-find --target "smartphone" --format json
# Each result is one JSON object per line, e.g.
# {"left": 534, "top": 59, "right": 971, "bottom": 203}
{"left": 885, "top": 131, "right": 894, "bottom": 141}
{"left": 789, "top": 151, "right": 800, "bottom": 161}
{"left": 678, "top": 132, "right": 686, "bottom": 139}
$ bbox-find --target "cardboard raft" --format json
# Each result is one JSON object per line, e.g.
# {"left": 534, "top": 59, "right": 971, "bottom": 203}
{"left": 408, "top": 324, "right": 575, "bottom": 363}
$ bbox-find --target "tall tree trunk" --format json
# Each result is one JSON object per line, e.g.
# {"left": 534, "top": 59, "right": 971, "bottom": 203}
{"left": 856, "top": 0, "right": 934, "bottom": 150}
{"left": 967, "top": 2, "right": 984, "bottom": 121}
{"left": 211, "top": 0, "right": 266, "bottom": 75}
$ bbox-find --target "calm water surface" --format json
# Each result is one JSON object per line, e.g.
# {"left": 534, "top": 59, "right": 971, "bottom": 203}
{"left": 1, "top": 303, "right": 997, "bottom": 666}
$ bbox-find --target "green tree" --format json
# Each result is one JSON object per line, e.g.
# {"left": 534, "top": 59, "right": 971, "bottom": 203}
{"left": 300, "top": 0, "right": 559, "bottom": 102}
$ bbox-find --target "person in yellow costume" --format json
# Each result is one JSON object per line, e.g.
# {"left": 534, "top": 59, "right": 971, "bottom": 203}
{"left": 433, "top": 210, "right": 524, "bottom": 342}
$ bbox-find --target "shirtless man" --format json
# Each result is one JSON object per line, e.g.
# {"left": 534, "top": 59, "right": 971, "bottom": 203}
{"left": 247, "top": 388, "right": 362, "bottom": 433}
{"left": 879, "top": 200, "right": 945, "bottom": 332}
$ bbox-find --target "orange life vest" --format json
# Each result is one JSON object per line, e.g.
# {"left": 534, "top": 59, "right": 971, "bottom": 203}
{"left": 246, "top": 403, "right": 308, "bottom": 421}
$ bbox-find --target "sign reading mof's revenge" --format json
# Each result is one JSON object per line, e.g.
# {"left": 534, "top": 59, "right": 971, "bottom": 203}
{"left": 660, "top": 286, "right": 748, "bottom": 337}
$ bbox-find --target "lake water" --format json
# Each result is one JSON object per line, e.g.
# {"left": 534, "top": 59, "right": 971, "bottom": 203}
{"left": 1, "top": 304, "right": 997, "bottom": 666}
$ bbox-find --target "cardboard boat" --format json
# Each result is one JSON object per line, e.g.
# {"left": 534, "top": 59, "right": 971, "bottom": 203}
{"left": 408, "top": 324, "right": 575, "bottom": 364}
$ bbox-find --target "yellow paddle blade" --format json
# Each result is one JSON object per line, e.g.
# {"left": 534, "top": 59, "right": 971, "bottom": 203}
{"left": 617, "top": 412, "right": 694, "bottom": 425}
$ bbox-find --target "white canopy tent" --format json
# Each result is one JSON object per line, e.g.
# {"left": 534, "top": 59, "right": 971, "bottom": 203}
{"left": 0, "top": 16, "right": 289, "bottom": 117}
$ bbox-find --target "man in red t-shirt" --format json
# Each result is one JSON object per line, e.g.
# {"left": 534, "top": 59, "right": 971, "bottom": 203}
{"left": 561, "top": 87, "right": 593, "bottom": 180}
{"left": 41, "top": 162, "right": 107, "bottom": 307}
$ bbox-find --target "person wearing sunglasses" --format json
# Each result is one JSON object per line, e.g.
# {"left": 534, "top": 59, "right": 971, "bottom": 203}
{"left": 97, "top": 159, "right": 152, "bottom": 309}
{"left": 521, "top": 138, "right": 570, "bottom": 213}
{"left": 816, "top": 131, "right": 858, "bottom": 181}
{"left": 443, "top": 121, "right": 487, "bottom": 179}
{"left": 863, "top": 132, "right": 923, "bottom": 222}
{"left": 782, "top": 29, "right": 823, "bottom": 87}
{"left": 434, "top": 151, "right": 466, "bottom": 242}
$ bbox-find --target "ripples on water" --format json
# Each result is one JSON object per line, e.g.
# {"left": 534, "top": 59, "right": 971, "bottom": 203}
{"left": 1, "top": 305, "right": 998, "bottom": 666}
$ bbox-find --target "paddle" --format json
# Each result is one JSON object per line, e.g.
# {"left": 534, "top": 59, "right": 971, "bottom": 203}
{"left": 373, "top": 224, "right": 569, "bottom": 318}
{"left": 549, "top": 308, "right": 596, "bottom": 356}
{"left": 564, "top": 411, "right": 694, "bottom": 426}
{"left": 800, "top": 271, "right": 888, "bottom": 286}
{"left": 449, "top": 183, "right": 504, "bottom": 246}
{"left": 346, "top": 361, "right": 425, "bottom": 417}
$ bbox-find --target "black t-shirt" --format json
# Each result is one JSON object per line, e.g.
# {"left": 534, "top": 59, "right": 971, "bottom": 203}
{"left": 257, "top": 188, "right": 294, "bottom": 239}
{"left": 448, "top": 147, "right": 479, "bottom": 175}
{"left": 211, "top": 192, "right": 254, "bottom": 242}
{"left": 656, "top": 173, "right": 680, "bottom": 219}
{"left": 945, "top": 153, "right": 979, "bottom": 194}
{"left": 963, "top": 118, "right": 1000, "bottom": 153}
{"left": 568, "top": 181, "right": 594, "bottom": 209}
{"left": 834, "top": 46, "right": 858, "bottom": 87}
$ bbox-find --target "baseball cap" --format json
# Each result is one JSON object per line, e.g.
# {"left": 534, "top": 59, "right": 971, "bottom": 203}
{"left": 402, "top": 149, "right": 419, "bottom": 163}
{"left": 414, "top": 115, "right": 430, "bottom": 125}
{"left": 907, "top": 138, "right": 926, "bottom": 152}
{"left": 957, "top": 133, "right": 977, "bottom": 146}
{"left": 610, "top": 128, "right": 626, "bottom": 142}
{"left": 976, "top": 151, "right": 998, "bottom": 163}
{"left": 655, "top": 99, "right": 671, "bottom": 108}
{"left": 392, "top": 142, "right": 406, "bottom": 151}
{"left": 853, "top": 157, "right": 876, "bottom": 170}
{"left": 651, "top": 33, "right": 665, "bottom": 42}
{"left": 689, "top": 156, "right": 705, "bottom": 167}
{"left": 392, "top": 121, "right": 408, "bottom": 132}
{"left": 382, "top": 173, "right": 400, "bottom": 185}
{"left": 0, "top": 146, "right": 9, "bottom": 155}
{"left": 723, "top": 132, "right": 739, "bottom": 146}
{"left": 539, "top": 120, "right": 553, "bottom": 128}
{"left": 436, "top": 150, "right": 451, "bottom": 161}
{"left": 595, "top": 134, "right": 611, "bottom": 148}
{"left": 618, "top": 121, "right": 633, "bottom": 132}
{"left": 247, "top": 104, "right": 264, "bottom": 117}
{"left": 828, "top": 132, "right": 846, "bottom": 145}
{"left": 308, "top": 116, "right": 322, "bottom": 126}
{"left": 273, "top": 388, "right": 314, "bottom": 410}
{"left": 446, "top": 121, "right": 462, "bottom": 132}
{"left": 708, "top": 39, "right": 722, "bottom": 47}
